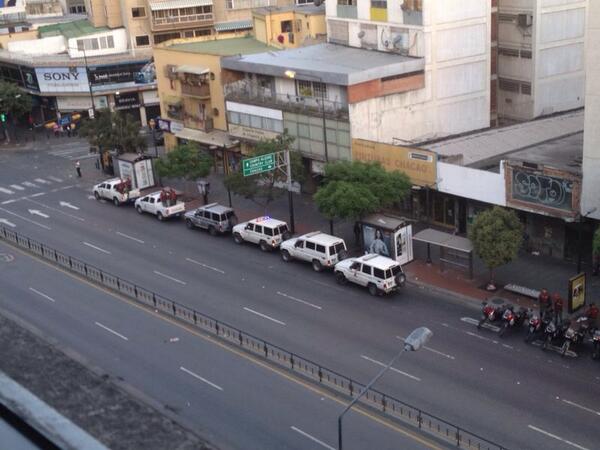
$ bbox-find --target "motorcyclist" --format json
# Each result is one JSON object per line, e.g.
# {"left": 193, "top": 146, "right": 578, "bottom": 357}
{"left": 538, "top": 288, "right": 551, "bottom": 316}
{"left": 553, "top": 293, "right": 564, "bottom": 325}
{"left": 586, "top": 303, "right": 599, "bottom": 321}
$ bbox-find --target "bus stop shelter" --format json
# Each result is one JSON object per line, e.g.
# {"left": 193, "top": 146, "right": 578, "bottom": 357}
{"left": 412, "top": 228, "right": 474, "bottom": 279}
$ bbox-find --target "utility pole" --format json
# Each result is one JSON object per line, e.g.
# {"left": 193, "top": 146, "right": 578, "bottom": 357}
{"left": 285, "top": 148, "right": 295, "bottom": 234}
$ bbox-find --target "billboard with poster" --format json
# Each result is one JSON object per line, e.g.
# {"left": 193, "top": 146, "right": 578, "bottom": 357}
{"left": 568, "top": 272, "right": 586, "bottom": 314}
{"left": 359, "top": 214, "right": 414, "bottom": 265}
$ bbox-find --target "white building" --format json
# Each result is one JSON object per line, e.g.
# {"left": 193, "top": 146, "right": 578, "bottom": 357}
{"left": 496, "top": 0, "right": 587, "bottom": 121}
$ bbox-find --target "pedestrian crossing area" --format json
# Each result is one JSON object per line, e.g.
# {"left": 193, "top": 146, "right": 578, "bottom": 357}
{"left": 0, "top": 176, "right": 67, "bottom": 199}
{"left": 48, "top": 140, "right": 96, "bottom": 161}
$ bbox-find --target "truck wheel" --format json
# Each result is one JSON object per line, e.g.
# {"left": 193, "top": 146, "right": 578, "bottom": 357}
{"left": 281, "top": 250, "right": 291, "bottom": 262}
{"left": 259, "top": 240, "right": 270, "bottom": 252}
{"left": 94, "top": 192, "right": 100, "bottom": 201}
{"left": 136, "top": 206, "right": 143, "bottom": 214}
{"left": 185, "top": 219, "right": 194, "bottom": 229}
{"left": 113, "top": 197, "right": 120, "bottom": 206}
{"left": 157, "top": 212, "right": 164, "bottom": 221}
{"left": 233, "top": 233, "right": 243, "bottom": 244}
{"left": 208, "top": 226, "right": 217, "bottom": 236}
{"left": 335, "top": 272, "right": 347, "bottom": 285}
{"left": 312, "top": 259, "right": 322, "bottom": 272}
{"left": 368, "top": 283, "right": 378, "bottom": 296}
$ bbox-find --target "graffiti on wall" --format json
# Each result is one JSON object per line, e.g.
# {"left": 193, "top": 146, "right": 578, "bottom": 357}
{"left": 511, "top": 170, "right": 573, "bottom": 211}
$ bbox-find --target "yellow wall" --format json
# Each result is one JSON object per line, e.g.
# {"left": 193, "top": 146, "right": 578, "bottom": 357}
{"left": 0, "top": 30, "right": 38, "bottom": 49}
{"left": 253, "top": 9, "right": 325, "bottom": 48}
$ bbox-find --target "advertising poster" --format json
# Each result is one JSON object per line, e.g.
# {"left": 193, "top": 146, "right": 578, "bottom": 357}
{"left": 134, "top": 159, "right": 154, "bottom": 190}
{"left": 568, "top": 272, "right": 586, "bottom": 314}
{"left": 362, "top": 225, "right": 392, "bottom": 258}
{"left": 118, "top": 160, "right": 133, "bottom": 184}
{"left": 35, "top": 67, "right": 89, "bottom": 93}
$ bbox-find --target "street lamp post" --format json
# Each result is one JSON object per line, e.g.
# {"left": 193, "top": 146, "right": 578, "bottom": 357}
{"left": 285, "top": 69, "right": 333, "bottom": 234}
{"left": 337, "top": 327, "right": 432, "bottom": 450}
{"left": 577, "top": 207, "right": 597, "bottom": 273}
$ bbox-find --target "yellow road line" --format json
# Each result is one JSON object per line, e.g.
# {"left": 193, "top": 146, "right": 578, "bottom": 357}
{"left": 5, "top": 242, "right": 444, "bottom": 450}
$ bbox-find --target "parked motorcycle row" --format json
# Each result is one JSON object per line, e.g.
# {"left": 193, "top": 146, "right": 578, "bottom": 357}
{"left": 477, "top": 301, "right": 600, "bottom": 359}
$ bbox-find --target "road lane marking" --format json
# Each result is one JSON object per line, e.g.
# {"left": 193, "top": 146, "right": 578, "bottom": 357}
{"left": 185, "top": 257, "right": 225, "bottom": 274}
{"left": 180, "top": 366, "right": 223, "bottom": 391}
{"left": 396, "top": 336, "right": 455, "bottom": 360}
{"left": 1, "top": 199, "right": 16, "bottom": 205}
{"left": 461, "top": 316, "right": 501, "bottom": 332}
{"left": 290, "top": 426, "right": 334, "bottom": 450}
{"left": 277, "top": 291, "right": 322, "bottom": 310}
{"left": 34, "top": 178, "right": 50, "bottom": 184}
{"left": 8, "top": 248, "right": 443, "bottom": 450}
{"left": 95, "top": 322, "right": 128, "bottom": 341}
{"left": 561, "top": 399, "right": 600, "bottom": 417}
{"left": 116, "top": 231, "right": 145, "bottom": 244}
{"left": 83, "top": 242, "right": 111, "bottom": 255}
{"left": 527, "top": 425, "right": 590, "bottom": 450}
{"left": 25, "top": 198, "right": 85, "bottom": 222}
{"left": 0, "top": 219, "right": 15, "bottom": 227}
{"left": 360, "top": 355, "right": 421, "bottom": 382}
{"left": 10, "top": 185, "right": 24, "bottom": 191}
{"left": 153, "top": 270, "right": 187, "bottom": 285}
{"left": 59, "top": 201, "right": 79, "bottom": 210}
{"left": 243, "top": 307, "right": 286, "bottom": 326}
{"left": 30, "top": 193, "right": 45, "bottom": 198}
{"left": 28, "top": 209, "right": 49, "bottom": 218}
{"left": 0, "top": 187, "right": 14, "bottom": 194}
{"left": 21, "top": 182, "right": 38, "bottom": 188}
{"left": 47, "top": 176, "right": 63, "bottom": 183}
{"left": 0, "top": 206, "right": 51, "bottom": 230}
{"left": 29, "top": 287, "right": 55, "bottom": 303}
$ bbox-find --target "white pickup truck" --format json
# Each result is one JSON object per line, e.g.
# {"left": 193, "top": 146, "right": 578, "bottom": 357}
{"left": 134, "top": 191, "right": 185, "bottom": 221}
{"left": 93, "top": 178, "right": 141, "bottom": 206}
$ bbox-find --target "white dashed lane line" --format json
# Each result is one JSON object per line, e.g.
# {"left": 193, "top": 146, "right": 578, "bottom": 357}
{"left": 116, "top": 231, "right": 145, "bottom": 244}
{"left": 290, "top": 426, "right": 335, "bottom": 450}
{"left": 360, "top": 355, "right": 421, "bottom": 382}
{"left": 395, "top": 336, "right": 455, "bottom": 360}
{"left": 83, "top": 241, "right": 111, "bottom": 255}
{"left": 153, "top": 270, "right": 187, "bottom": 285}
{"left": 277, "top": 291, "right": 322, "bottom": 310}
{"left": 29, "top": 287, "right": 56, "bottom": 303}
{"left": 527, "top": 425, "right": 590, "bottom": 450}
{"left": 243, "top": 307, "right": 286, "bottom": 326}
{"left": 180, "top": 366, "right": 223, "bottom": 391}
{"left": 185, "top": 257, "right": 225, "bottom": 274}
{"left": 95, "top": 322, "right": 128, "bottom": 341}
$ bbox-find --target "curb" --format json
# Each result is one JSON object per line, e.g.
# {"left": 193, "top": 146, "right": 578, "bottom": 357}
{"left": 406, "top": 278, "right": 494, "bottom": 312}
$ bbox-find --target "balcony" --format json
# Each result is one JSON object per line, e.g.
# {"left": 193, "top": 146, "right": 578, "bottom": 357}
{"left": 336, "top": 5, "right": 357, "bottom": 19}
{"left": 150, "top": 12, "right": 213, "bottom": 32}
{"left": 181, "top": 83, "right": 211, "bottom": 99}
{"left": 226, "top": 0, "right": 272, "bottom": 9}
{"left": 184, "top": 116, "right": 214, "bottom": 132}
{"left": 224, "top": 81, "right": 349, "bottom": 120}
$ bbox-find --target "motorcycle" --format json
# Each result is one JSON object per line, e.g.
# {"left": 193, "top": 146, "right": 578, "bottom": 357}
{"left": 477, "top": 301, "right": 505, "bottom": 329}
{"left": 561, "top": 316, "right": 592, "bottom": 357}
{"left": 498, "top": 306, "right": 528, "bottom": 337}
{"left": 592, "top": 329, "right": 600, "bottom": 360}
{"left": 525, "top": 310, "right": 552, "bottom": 343}
{"left": 542, "top": 320, "right": 568, "bottom": 351}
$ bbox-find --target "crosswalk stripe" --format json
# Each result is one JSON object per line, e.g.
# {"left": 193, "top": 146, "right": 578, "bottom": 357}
{"left": 47, "top": 176, "right": 63, "bottom": 183}
{"left": 0, "top": 187, "right": 14, "bottom": 194}
{"left": 10, "top": 185, "right": 25, "bottom": 191}
{"left": 21, "top": 182, "right": 38, "bottom": 188}
{"left": 34, "top": 178, "right": 51, "bottom": 184}
{"left": 67, "top": 154, "right": 97, "bottom": 161}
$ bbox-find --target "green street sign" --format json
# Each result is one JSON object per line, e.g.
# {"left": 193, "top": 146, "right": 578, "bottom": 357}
{"left": 242, "top": 153, "right": 276, "bottom": 176}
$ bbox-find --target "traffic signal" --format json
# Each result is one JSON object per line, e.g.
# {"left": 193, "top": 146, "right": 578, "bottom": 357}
{"left": 0, "top": 113, "right": 5, "bottom": 123}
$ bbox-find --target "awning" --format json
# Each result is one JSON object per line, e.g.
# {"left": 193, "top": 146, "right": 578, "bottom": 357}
{"left": 412, "top": 228, "right": 473, "bottom": 253}
{"left": 149, "top": 0, "right": 212, "bottom": 11}
{"left": 174, "top": 127, "right": 238, "bottom": 148}
{"left": 214, "top": 19, "right": 253, "bottom": 32}
{"left": 175, "top": 65, "right": 209, "bottom": 76}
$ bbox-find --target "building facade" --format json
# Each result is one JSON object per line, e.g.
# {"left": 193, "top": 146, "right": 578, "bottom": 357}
{"left": 496, "top": 0, "right": 587, "bottom": 121}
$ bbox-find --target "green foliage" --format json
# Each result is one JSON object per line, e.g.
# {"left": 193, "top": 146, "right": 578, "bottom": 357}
{"left": 468, "top": 206, "right": 523, "bottom": 281}
{"left": 0, "top": 81, "right": 32, "bottom": 118}
{"left": 314, "top": 160, "right": 411, "bottom": 220}
{"left": 78, "top": 110, "right": 146, "bottom": 154}
{"left": 155, "top": 143, "right": 213, "bottom": 180}
{"left": 224, "top": 133, "right": 305, "bottom": 207}
{"left": 593, "top": 227, "right": 600, "bottom": 256}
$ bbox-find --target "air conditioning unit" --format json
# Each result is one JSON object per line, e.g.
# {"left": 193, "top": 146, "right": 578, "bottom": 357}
{"left": 517, "top": 13, "right": 532, "bottom": 28}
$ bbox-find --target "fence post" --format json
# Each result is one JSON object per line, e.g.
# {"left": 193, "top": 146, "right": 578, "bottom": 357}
{"left": 417, "top": 410, "right": 422, "bottom": 429}
{"left": 193, "top": 312, "right": 197, "bottom": 325}
{"left": 456, "top": 427, "right": 461, "bottom": 446}
{"left": 172, "top": 303, "right": 176, "bottom": 316}
{"left": 318, "top": 367, "right": 323, "bottom": 383}
{"left": 263, "top": 342, "right": 268, "bottom": 358}
{"left": 349, "top": 381, "right": 353, "bottom": 397}
{"left": 290, "top": 354, "right": 294, "bottom": 370}
{"left": 382, "top": 396, "right": 387, "bottom": 413}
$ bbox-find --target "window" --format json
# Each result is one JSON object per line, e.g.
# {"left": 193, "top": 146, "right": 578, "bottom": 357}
{"left": 246, "top": 223, "right": 254, "bottom": 231}
{"left": 264, "top": 227, "right": 273, "bottom": 236}
{"left": 132, "top": 7, "right": 146, "bottom": 17}
{"left": 135, "top": 35, "right": 150, "bottom": 46}
{"left": 281, "top": 20, "right": 293, "bottom": 33}
{"left": 371, "top": 0, "right": 387, "bottom": 8}
{"left": 306, "top": 241, "right": 316, "bottom": 250}
{"left": 498, "top": 47, "right": 519, "bottom": 57}
{"left": 254, "top": 225, "right": 263, "bottom": 234}
{"left": 521, "top": 82, "right": 532, "bottom": 95}
{"left": 338, "top": 0, "right": 354, "bottom": 5}
{"left": 361, "top": 264, "right": 372, "bottom": 275}
{"left": 520, "top": 49, "right": 532, "bottom": 59}
{"left": 296, "top": 0, "right": 313, "bottom": 4}
{"left": 154, "top": 32, "right": 181, "bottom": 44}
{"left": 195, "top": 29, "right": 211, "bottom": 37}
{"left": 499, "top": 78, "right": 520, "bottom": 93}
{"left": 330, "top": 242, "right": 345, "bottom": 255}
{"left": 70, "top": 5, "right": 85, "bottom": 13}
{"left": 374, "top": 268, "right": 385, "bottom": 279}
{"left": 316, "top": 244, "right": 325, "bottom": 254}
{"left": 296, "top": 80, "right": 327, "bottom": 98}
{"left": 107, "top": 35, "right": 114, "bottom": 47}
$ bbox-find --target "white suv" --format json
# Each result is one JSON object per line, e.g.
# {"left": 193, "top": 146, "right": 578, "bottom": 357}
{"left": 334, "top": 253, "right": 406, "bottom": 296}
{"left": 232, "top": 216, "right": 291, "bottom": 251}
{"left": 280, "top": 231, "right": 347, "bottom": 272}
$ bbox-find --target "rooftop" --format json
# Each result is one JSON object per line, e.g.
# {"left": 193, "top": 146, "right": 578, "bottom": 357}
{"left": 253, "top": 4, "right": 325, "bottom": 16}
{"left": 167, "top": 36, "right": 273, "bottom": 56}
{"left": 424, "top": 109, "right": 584, "bottom": 168}
{"left": 38, "top": 19, "right": 108, "bottom": 39}
{"left": 221, "top": 43, "right": 424, "bottom": 86}
{"left": 505, "top": 132, "right": 583, "bottom": 174}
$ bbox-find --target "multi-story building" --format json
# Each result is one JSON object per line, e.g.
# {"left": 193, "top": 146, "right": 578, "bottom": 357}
{"left": 219, "top": 0, "right": 491, "bottom": 180}
{"left": 496, "top": 0, "right": 587, "bottom": 121}
{"left": 85, "top": 0, "right": 304, "bottom": 48}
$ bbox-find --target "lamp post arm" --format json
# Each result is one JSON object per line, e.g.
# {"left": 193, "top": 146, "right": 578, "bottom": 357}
{"left": 337, "top": 348, "right": 406, "bottom": 450}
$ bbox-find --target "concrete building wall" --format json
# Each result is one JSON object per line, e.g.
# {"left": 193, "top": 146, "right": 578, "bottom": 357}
{"left": 67, "top": 28, "right": 129, "bottom": 58}
{"left": 581, "top": 0, "right": 600, "bottom": 220}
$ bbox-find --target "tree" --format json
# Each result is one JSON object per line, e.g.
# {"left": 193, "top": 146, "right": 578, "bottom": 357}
{"left": 154, "top": 143, "right": 213, "bottom": 196}
{"left": 314, "top": 160, "right": 411, "bottom": 221}
{"left": 468, "top": 206, "right": 523, "bottom": 290}
{"left": 224, "top": 133, "right": 305, "bottom": 208}
{"left": 78, "top": 110, "right": 146, "bottom": 154}
{"left": 0, "top": 81, "right": 32, "bottom": 119}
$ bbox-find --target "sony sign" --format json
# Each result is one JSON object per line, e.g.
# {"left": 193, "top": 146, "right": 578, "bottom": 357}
{"left": 35, "top": 67, "right": 89, "bottom": 93}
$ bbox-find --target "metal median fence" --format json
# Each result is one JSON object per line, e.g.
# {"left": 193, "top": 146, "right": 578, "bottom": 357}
{"left": 0, "top": 226, "right": 507, "bottom": 450}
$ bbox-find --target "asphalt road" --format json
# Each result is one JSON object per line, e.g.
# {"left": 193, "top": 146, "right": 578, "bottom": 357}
{"left": 0, "top": 240, "right": 441, "bottom": 450}
{"left": 1, "top": 146, "right": 600, "bottom": 449}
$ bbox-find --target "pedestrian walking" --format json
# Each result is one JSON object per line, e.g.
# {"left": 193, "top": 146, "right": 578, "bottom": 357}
{"left": 95, "top": 157, "right": 100, "bottom": 170}
{"left": 65, "top": 124, "right": 71, "bottom": 137}
{"left": 538, "top": 288, "right": 551, "bottom": 317}
{"left": 70, "top": 122, "right": 77, "bottom": 137}
{"left": 354, "top": 222, "right": 361, "bottom": 246}
{"left": 552, "top": 293, "right": 564, "bottom": 325}
{"left": 75, "top": 160, "right": 81, "bottom": 178}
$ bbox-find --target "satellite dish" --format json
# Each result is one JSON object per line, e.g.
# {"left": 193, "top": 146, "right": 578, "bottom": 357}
{"left": 357, "top": 30, "right": 365, "bottom": 39}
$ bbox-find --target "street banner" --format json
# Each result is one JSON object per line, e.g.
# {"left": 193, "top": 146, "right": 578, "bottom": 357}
{"left": 568, "top": 272, "right": 586, "bottom": 314}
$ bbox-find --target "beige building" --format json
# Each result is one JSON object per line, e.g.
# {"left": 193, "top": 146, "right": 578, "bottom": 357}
{"left": 85, "top": 0, "right": 300, "bottom": 48}
{"left": 253, "top": 4, "right": 326, "bottom": 48}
